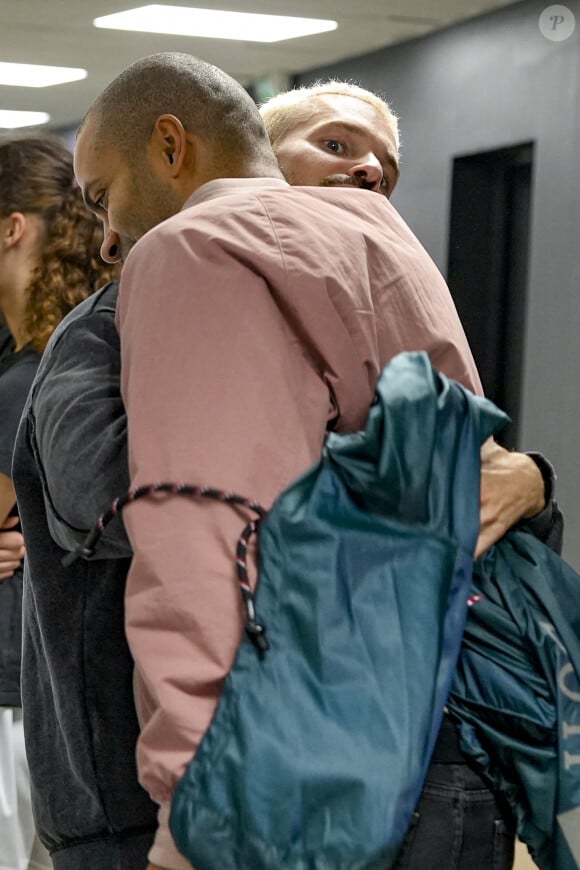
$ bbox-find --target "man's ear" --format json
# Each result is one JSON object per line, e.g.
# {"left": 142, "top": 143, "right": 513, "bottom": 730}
{"left": 150, "top": 114, "right": 190, "bottom": 177}
{"left": 1, "top": 212, "right": 27, "bottom": 249}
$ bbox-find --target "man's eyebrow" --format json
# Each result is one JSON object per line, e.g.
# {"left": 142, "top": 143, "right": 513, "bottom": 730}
{"left": 314, "top": 119, "right": 399, "bottom": 172}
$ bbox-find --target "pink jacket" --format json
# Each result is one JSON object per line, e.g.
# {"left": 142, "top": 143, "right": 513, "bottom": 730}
{"left": 117, "top": 178, "right": 482, "bottom": 867}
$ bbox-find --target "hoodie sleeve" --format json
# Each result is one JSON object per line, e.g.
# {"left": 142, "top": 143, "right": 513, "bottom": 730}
{"left": 31, "top": 300, "right": 131, "bottom": 558}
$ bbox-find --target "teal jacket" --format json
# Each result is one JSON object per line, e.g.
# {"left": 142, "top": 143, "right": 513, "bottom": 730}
{"left": 170, "top": 352, "right": 504, "bottom": 869}
{"left": 170, "top": 351, "right": 580, "bottom": 869}
{"left": 449, "top": 530, "right": 580, "bottom": 869}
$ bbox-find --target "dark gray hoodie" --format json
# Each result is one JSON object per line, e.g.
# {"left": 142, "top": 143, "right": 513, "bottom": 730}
{"left": 12, "top": 282, "right": 156, "bottom": 869}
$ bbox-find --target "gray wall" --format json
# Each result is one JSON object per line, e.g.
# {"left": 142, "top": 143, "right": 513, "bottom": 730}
{"left": 297, "top": 0, "right": 580, "bottom": 568}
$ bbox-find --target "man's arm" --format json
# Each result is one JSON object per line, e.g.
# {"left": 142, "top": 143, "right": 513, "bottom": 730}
{"left": 0, "top": 357, "right": 37, "bottom": 571}
{"left": 118, "top": 223, "right": 335, "bottom": 870}
{"left": 31, "top": 296, "right": 131, "bottom": 558}
{"left": 0, "top": 517, "right": 25, "bottom": 580}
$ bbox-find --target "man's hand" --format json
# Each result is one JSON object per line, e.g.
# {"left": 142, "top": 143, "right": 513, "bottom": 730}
{"left": 475, "top": 440, "right": 545, "bottom": 558}
{"left": 146, "top": 865, "right": 166, "bottom": 870}
{"left": 0, "top": 516, "right": 25, "bottom": 580}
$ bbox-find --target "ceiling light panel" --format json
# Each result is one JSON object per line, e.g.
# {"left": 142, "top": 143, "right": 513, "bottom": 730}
{"left": 0, "top": 62, "right": 87, "bottom": 88}
{"left": 94, "top": 5, "right": 337, "bottom": 42}
{"left": 0, "top": 110, "right": 50, "bottom": 128}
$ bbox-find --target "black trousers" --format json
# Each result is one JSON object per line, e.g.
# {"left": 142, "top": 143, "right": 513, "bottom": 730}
{"left": 394, "top": 719, "right": 517, "bottom": 870}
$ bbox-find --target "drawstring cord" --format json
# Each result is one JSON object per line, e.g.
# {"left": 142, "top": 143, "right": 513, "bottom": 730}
{"left": 61, "top": 482, "right": 270, "bottom": 658}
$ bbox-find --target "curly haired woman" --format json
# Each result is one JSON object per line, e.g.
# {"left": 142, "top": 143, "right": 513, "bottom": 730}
{"left": 0, "top": 133, "right": 118, "bottom": 870}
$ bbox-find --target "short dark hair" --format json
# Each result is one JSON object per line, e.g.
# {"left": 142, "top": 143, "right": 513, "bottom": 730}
{"left": 81, "top": 52, "right": 274, "bottom": 166}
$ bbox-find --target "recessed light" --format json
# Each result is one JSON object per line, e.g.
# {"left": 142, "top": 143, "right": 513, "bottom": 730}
{"left": 94, "top": 5, "right": 337, "bottom": 42}
{"left": 0, "top": 62, "right": 87, "bottom": 88}
{"left": 0, "top": 110, "right": 51, "bottom": 129}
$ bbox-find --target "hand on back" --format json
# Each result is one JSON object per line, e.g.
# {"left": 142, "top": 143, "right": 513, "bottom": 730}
{"left": 476, "top": 439, "right": 545, "bottom": 558}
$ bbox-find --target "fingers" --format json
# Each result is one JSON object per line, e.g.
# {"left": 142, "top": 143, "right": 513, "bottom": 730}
{"left": 0, "top": 529, "right": 26, "bottom": 580}
{"left": 0, "top": 531, "right": 25, "bottom": 552}
{"left": 0, "top": 515, "right": 20, "bottom": 530}
{"left": 0, "top": 561, "right": 21, "bottom": 580}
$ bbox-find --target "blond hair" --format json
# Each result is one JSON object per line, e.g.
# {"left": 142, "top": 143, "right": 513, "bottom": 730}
{"left": 260, "top": 81, "right": 400, "bottom": 158}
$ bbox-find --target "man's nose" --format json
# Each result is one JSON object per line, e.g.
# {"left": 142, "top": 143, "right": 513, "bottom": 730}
{"left": 349, "top": 155, "right": 384, "bottom": 191}
{"left": 101, "top": 229, "right": 121, "bottom": 264}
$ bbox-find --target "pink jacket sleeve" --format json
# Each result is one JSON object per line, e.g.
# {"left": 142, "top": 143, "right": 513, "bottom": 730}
{"left": 117, "top": 221, "right": 338, "bottom": 868}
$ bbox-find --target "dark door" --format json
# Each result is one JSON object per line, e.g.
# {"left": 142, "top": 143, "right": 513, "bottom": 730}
{"left": 447, "top": 143, "right": 534, "bottom": 447}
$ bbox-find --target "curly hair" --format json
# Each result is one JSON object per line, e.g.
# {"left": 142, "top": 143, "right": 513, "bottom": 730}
{"left": 0, "top": 133, "right": 119, "bottom": 352}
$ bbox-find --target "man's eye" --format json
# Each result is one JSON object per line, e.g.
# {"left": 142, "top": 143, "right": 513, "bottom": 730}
{"left": 379, "top": 176, "right": 394, "bottom": 197}
{"left": 324, "top": 140, "right": 345, "bottom": 154}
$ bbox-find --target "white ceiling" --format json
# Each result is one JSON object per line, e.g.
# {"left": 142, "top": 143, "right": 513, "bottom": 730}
{"left": 1, "top": 0, "right": 521, "bottom": 130}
